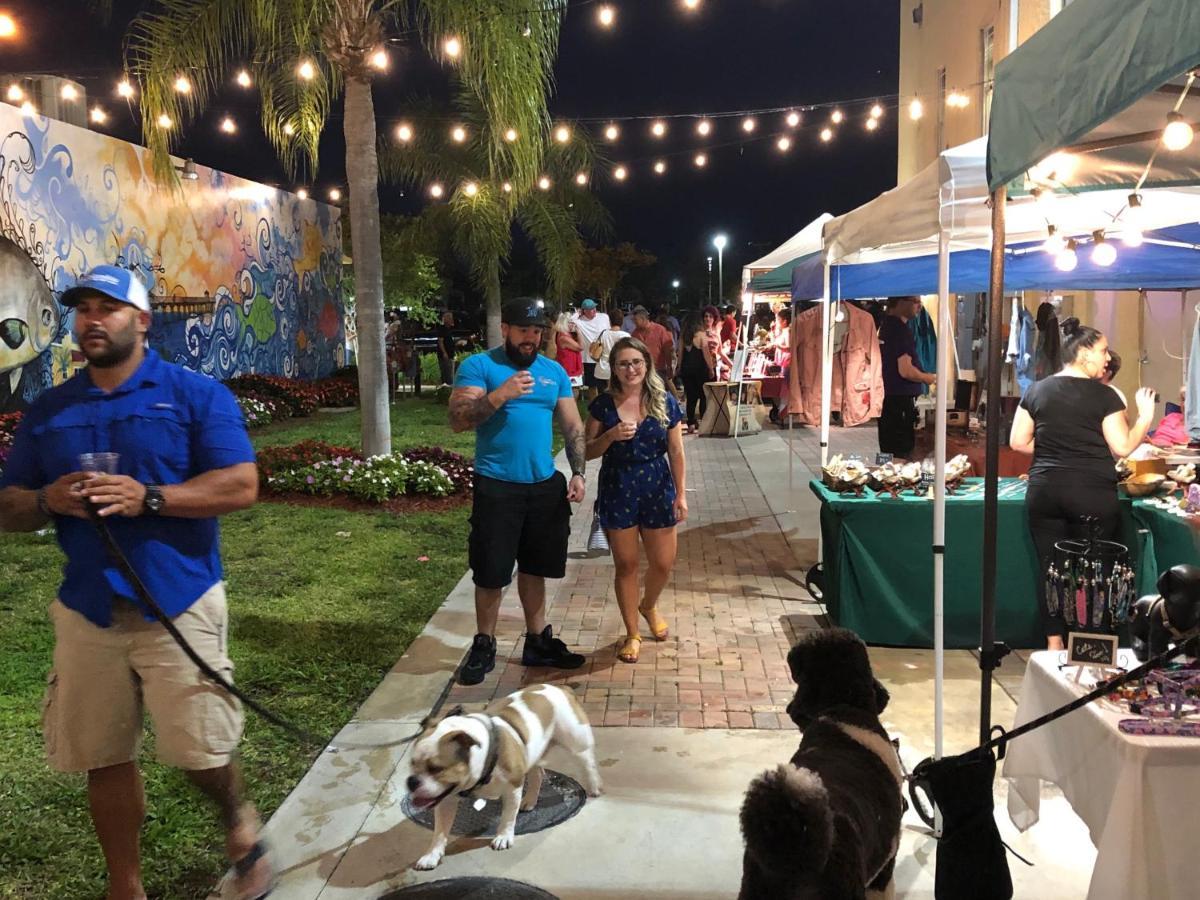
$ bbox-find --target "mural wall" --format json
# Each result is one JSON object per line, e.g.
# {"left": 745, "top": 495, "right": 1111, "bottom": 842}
{"left": 0, "top": 101, "right": 344, "bottom": 411}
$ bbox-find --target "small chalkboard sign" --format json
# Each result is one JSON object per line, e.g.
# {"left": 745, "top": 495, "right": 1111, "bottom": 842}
{"left": 876, "top": 453, "right": 894, "bottom": 466}
{"left": 1067, "top": 632, "right": 1119, "bottom": 668}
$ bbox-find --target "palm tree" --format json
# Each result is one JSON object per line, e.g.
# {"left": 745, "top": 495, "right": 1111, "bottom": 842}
{"left": 118, "top": 0, "right": 567, "bottom": 455}
{"left": 379, "top": 91, "right": 612, "bottom": 347}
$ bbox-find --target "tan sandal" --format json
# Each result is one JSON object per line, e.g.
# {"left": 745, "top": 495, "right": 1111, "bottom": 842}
{"left": 639, "top": 605, "right": 670, "bottom": 641}
{"left": 617, "top": 634, "right": 642, "bottom": 663}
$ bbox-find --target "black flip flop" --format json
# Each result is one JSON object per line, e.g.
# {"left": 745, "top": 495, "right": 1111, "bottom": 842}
{"left": 232, "top": 840, "right": 276, "bottom": 900}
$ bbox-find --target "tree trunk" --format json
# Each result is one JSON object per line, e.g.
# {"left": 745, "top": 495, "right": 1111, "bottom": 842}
{"left": 343, "top": 76, "right": 391, "bottom": 456}
{"left": 486, "top": 261, "right": 503, "bottom": 349}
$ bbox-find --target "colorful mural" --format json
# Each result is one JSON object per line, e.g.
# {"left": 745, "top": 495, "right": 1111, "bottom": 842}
{"left": 0, "top": 101, "right": 344, "bottom": 411}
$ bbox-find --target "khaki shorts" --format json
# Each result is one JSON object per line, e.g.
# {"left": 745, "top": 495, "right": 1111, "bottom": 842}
{"left": 42, "top": 583, "right": 243, "bottom": 773}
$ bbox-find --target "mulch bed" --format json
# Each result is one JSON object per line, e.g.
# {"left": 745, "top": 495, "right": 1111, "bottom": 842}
{"left": 261, "top": 489, "right": 471, "bottom": 515}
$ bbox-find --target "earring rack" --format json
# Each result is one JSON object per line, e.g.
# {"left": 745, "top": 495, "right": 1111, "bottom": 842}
{"left": 1045, "top": 518, "right": 1136, "bottom": 634}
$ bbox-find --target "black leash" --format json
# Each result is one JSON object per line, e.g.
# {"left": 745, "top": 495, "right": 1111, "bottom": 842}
{"left": 91, "top": 513, "right": 418, "bottom": 752}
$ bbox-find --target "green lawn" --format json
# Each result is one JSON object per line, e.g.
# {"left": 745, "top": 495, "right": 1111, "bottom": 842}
{"left": 0, "top": 397, "right": 473, "bottom": 900}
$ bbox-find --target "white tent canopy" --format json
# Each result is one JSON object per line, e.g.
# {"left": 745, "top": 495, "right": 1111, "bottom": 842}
{"left": 742, "top": 213, "right": 833, "bottom": 285}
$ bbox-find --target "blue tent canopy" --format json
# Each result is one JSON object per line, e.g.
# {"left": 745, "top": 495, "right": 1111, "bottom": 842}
{"left": 792, "top": 223, "right": 1200, "bottom": 301}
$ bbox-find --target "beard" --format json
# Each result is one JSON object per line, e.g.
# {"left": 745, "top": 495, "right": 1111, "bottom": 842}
{"left": 504, "top": 337, "right": 540, "bottom": 368}
{"left": 80, "top": 325, "right": 139, "bottom": 368}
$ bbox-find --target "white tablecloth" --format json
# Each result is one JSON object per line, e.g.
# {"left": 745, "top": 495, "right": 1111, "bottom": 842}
{"left": 1002, "top": 650, "right": 1200, "bottom": 900}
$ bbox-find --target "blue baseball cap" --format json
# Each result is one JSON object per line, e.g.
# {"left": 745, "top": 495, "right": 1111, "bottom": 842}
{"left": 61, "top": 265, "right": 152, "bottom": 313}
{"left": 581, "top": 298, "right": 598, "bottom": 310}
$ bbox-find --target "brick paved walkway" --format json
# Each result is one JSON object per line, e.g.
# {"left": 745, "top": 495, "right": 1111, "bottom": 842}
{"left": 445, "top": 431, "right": 832, "bottom": 728}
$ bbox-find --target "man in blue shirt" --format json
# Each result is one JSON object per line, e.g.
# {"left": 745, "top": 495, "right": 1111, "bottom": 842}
{"left": 878, "top": 296, "right": 936, "bottom": 460}
{"left": 0, "top": 266, "right": 270, "bottom": 900}
{"left": 449, "top": 299, "right": 589, "bottom": 685}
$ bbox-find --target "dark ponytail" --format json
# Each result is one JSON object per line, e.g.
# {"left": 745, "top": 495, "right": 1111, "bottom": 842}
{"left": 1060, "top": 317, "right": 1104, "bottom": 364}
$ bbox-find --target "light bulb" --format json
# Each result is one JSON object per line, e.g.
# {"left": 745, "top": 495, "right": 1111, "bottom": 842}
{"left": 60, "top": 83, "right": 78, "bottom": 101}
{"left": 654, "top": 161, "right": 666, "bottom": 175}
{"left": 697, "top": 118, "right": 712, "bottom": 136}
{"left": 429, "top": 183, "right": 444, "bottom": 199}
{"left": 865, "top": 118, "right": 879, "bottom": 131}
{"left": 463, "top": 182, "right": 478, "bottom": 197}
{"left": 451, "top": 126, "right": 467, "bottom": 143}
{"left": 502, "top": 182, "right": 513, "bottom": 193}
{"left": 575, "top": 172, "right": 588, "bottom": 186}
{"left": 1055, "top": 240, "right": 1078, "bottom": 272}
{"left": 1042, "top": 226, "right": 1066, "bottom": 255}
{"left": 786, "top": 111, "right": 801, "bottom": 128}
{"left": 1120, "top": 228, "right": 1144, "bottom": 248}
{"left": 296, "top": 189, "right": 308, "bottom": 200}
{"left": 444, "top": 37, "right": 462, "bottom": 58}
{"left": 1163, "top": 113, "right": 1194, "bottom": 152}
{"left": 370, "top": 49, "right": 389, "bottom": 70}
{"left": 89, "top": 106, "right": 107, "bottom": 124}
{"left": 117, "top": 80, "right": 135, "bottom": 99}
{"left": 328, "top": 188, "right": 341, "bottom": 201}
{"left": 830, "top": 109, "right": 844, "bottom": 124}
{"left": 0, "top": 14, "right": 15, "bottom": 38}
{"left": 236, "top": 70, "right": 252, "bottom": 88}
{"left": 1091, "top": 233, "right": 1117, "bottom": 267}
{"left": 6, "top": 83, "right": 21, "bottom": 102}
{"left": 614, "top": 165, "right": 628, "bottom": 181}
{"left": 172, "top": 76, "right": 190, "bottom": 94}
{"left": 741, "top": 117, "right": 756, "bottom": 133}
{"left": 694, "top": 153, "right": 707, "bottom": 167}
{"left": 19, "top": 100, "right": 35, "bottom": 116}
{"left": 220, "top": 116, "right": 236, "bottom": 134}
{"left": 156, "top": 112, "right": 173, "bottom": 128}
{"left": 909, "top": 98, "right": 924, "bottom": 120}
{"left": 605, "top": 124, "right": 619, "bottom": 141}
{"left": 504, "top": 128, "right": 518, "bottom": 142}
{"left": 683, "top": 0, "right": 700, "bottom": 9}
{"left": 297, "top": 60, "right": 315, "bottom": 80}
{"left": 554, "top": 125, "right": 571, "bottom": 143}
{"left": 820, "top": 127, "right": 833, "bottom": 142}
{"left": 1031, "top": 152, "right": 1078, "bottom": 183}
{"left": 947, "top": 91, "right": 968, "bottom": 108}
{"left": 835, "top": 304, "right": 846, "bottom": 323}
{"left": 651, "top": 120, "right": 666, "bottom": 137}
{"left": 870, "top": 103, "right": 884, "bottom": 118}
{"left": 538, "top": 175, "right": 552, "bottom": 190}
{"left": 597, "top": 5, "right": 615, "bottom": 27}
{"left": 283, "top": 122, "right": 295, "bottom": 136}
{"left": 396, "top": 123, "right": 413, "bottom": 143}
{"left": 776, "top": 136, "right": 791, "bottom": 151}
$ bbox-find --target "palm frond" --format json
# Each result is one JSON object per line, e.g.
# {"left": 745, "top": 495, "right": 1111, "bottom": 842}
{"left": 516, "top": 190, "right": 585, "bottom": 302}
{"left": 449, "top": 191, "right": 514, "bottom": 296}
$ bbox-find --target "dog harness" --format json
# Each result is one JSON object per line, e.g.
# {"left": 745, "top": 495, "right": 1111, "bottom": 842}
{"left": 460, "top": 714, "right": 501, "bottom": 798}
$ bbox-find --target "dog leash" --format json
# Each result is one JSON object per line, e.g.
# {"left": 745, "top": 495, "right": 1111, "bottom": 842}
{"left": 90, "top": 513, "right": 419, "bottom": 752}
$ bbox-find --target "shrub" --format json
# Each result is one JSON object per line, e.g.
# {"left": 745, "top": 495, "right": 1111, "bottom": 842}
{"left": 227, "top": 375, "right": 321, "bottom": 417}
{"left": 237, "top": 395, "right": 277, "bottom": 429}
{"left": 403, "top": 446, "right": 473, "bottom": 493}
{"left": 267, "top": 454, "right": 454, "bottom": 502}
{"left": 0, "top": 411, "right": 23, "bottom": 475}
{"left": 256, "top": 440, "right": 361, "bottom": 481}
{"left": 312, "top": 376, "right": 359, "bottom": 408}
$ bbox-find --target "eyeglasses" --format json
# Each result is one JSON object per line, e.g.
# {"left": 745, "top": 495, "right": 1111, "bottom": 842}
{"left": 615, "top": 359, "right": 646, "bottom": 370}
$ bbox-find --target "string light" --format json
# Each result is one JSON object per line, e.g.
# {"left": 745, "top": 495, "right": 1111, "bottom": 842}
{"left": 6, "top": 83, "right": 21, "bottom": 102}
{"left": 236, "top": 70, "right": 252, "bottom": 88}
{"left": 396, "top": 123, "right": 413, "bottom": 142}
{"left": 19, "top": 100, "right": 35, "bottom": 116}
{"left": 909, "top": 98, "right": 924, "bottom": 120}
{"left": 60, "top": 83, "right": 78, "bottom": 101}
{"left": 370, "top": 49, "right": 389, "bottom": 70}
{"left": 1163, "top": 112, "right": 1194, "bottom": 152}
{"left": 443, "top": 36, "right": 462, "bottom": 58}
{"left": 538, "top": 175, "right": 552, "bottom": 190}
{"left": 946, "top": 90, "right": 969, "bottom": 108}
{"left": 651, "top": 120, "right": 667, "bottom": 137}
{"left": 329, "top": 188, "right": 341, "bottom": 201}
{"left": 0, "top": 14, "right": 15, "bottom": 38}
{"left": 117, "top": 79, "right": 135, "bottom": 99}
{"left": 830, "top": 109, "right": 843, "bottom": 124}
{"left": 785, "top": 111, "right": 801, "bottom": 128}
{"left": 597, "top": 5, "right": 616, "bottom": 28}
{"left": 1030, "top": 152, "right": 1078, "bottom": 183}
{"left": 683, "top": 0, "right": 700, "bottom": 8}
{"left": 696, "top": 118, "right": 712, "bottom": 136}
{"left": 605, "top": 123, "right": 619, "bottom": 141}
{"left": 613, "top": 165, "right": 628, "bottom": 181}
{"left": 554, "top": 125, "right": 571, "bottom": 143}
{"left": 654, "top": 160, "right": 667, "bottom": 174}
{"left": 820, "top": 127, "right": 833, "bottom": 142}
{"left": 451, "top": 125, "right": 467, "bottom": 143}
{"left": 694, "top": 153, "right": 707, "bottom": 167}
{"left": 463, "top": 181, "right": 479, "bottom": 197}
{"left": 1055, "top": 239, "right": 1079, "bottom": 272}
{"left": 156, "top": 112, "right": 173, "bottom": 128}
{"left": 575, "top": 172, "right": 589, "bottom": 185}
{"left": 741, "top": 117, "right": 756, "bottom": 133}
{"left": 220, "top": 116, "right": 237, "bottom": 134}
{"left": 1091, "top": 231, "right": 1117, "bottom": 267}
{"left": 283, "top": 122, "right": 295, "bottom": 136}
{"left": 504, "top": 127, "right": 518, "bottom": 142}
{"left": 865, "top": 117, "right": 879, "bottom": 131}
{"left": 296, "top": 189, "right": 308, "bottom": 200}
{"left": 1120, "top": 193, "right": 1144, "bottom": 247}
{"left": 1042, "top": 224, "right": 1066, "bottom": 255}
{"left": 297, "top": 60, "right": 316, "bottom": 80}
{"left": 776, "top": 136, "right": 791, "bottom": 151}
{"left": 173, "top": 75, "right": 191, "bottom": 94}
{"left": 502, "top": 181, "right": 513, "bottom": 193}
{"left": 870, "top": 103, "right": 884, "bottom": 118}
{"left": 429, "top": 183, "right": 444, "bottom": 198}
{"left": 89, "top": 106, "right": 107, "bottom": 124}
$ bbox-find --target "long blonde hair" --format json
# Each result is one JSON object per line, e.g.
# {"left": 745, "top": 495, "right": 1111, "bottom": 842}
{"left": 607, "top": 336, "right": 669, "bottom": 427}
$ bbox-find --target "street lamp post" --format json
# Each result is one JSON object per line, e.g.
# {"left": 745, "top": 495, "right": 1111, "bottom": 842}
{"left": 712, "top": 234, "right": 728, "bottom": 304}
{"left": 671, "top": 279, "right": 680, "bottom": 305}
{"left": 706, "top": 257, "right": 713, "bottom": 302}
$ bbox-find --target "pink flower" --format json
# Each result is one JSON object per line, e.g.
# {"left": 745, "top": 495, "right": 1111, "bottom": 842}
{"left": 305, "top": 475, "right": 315, "bottom": 484}
{"left": 417, "top": 556, "right": 430, "bottom": 562}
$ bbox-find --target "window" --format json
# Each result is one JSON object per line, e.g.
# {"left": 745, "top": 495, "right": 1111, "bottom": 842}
{"left": 981, "top": 25, "right": 995, "bottom": 133}
{"left": 1049, "top": 0, "right": 1075, "bottom": 16}
{"left": 936, "top": 67, "right": 947, "bottom": 151}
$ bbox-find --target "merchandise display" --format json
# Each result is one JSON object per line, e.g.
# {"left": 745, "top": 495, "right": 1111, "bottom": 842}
{"left": 1045, "top": 528, "right": 1136, "bottom": 634}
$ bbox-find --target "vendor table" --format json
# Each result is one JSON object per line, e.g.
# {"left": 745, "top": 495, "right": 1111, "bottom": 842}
{"left": 811, "top": 479, "right": 1199, "bottom": 648}
{"left": 1003, "top": 650, "right": 1200, "bottom": 900}
{"left": 757, "top": 376, "right": 787, "bottom": 401}
{"left": 698, "top": 381, "right": 763, "bottom": 436}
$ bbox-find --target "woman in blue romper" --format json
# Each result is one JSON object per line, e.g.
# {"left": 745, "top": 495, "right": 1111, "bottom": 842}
{"left": 585, "top": 337, "right": 687, "bottom": 663}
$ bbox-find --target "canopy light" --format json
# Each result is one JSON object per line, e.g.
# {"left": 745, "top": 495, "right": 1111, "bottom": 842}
{"left": 909, "top": 98, "right": 924, "bottom": 120}
{"left": 651, "top": 120, "right": 667, "bottom": 137}
{"left": 694, "top": 153, "right": 708, "bottom": 167}
{"left": 604, "top": 124, "right": 619, "bottom": 141}
{"left": 1055, "top": 239, "right": 1079, "bottom": 272}
{"left": 870, "top": 103, "right": 884, "bottom": 118}
{"left": 741, "top": 117, "right": 756, "bottom": 133}
{"left": 830, "top": 109, "right": 844, "bottom": 124}
{"left": 697, "top": 118, "right": 712, "bottom": 136}
{"left": 1163, "top": 112, "right": 1194, "bottom": 152}
{"left": 820, "top": 127, "right": 833, "bottom": 142}
{"left": 1042, "top": 224, "right": 1066, "bottom": 255}
{"left": 89, "top": 106, "right": 107, "bottom": 124}
{"left": 1091, "top": 232, "right": 1117, "bottom": 267}
{"left": 786, "top": 111, "right": 801, "bottom": 128}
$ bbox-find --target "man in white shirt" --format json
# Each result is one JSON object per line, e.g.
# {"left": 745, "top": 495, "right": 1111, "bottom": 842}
{"left": 571, "top": 299, "right": 611, "bottom": 400}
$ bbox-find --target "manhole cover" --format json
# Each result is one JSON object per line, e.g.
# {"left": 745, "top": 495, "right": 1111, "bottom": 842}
{"left": 379, "top": 878, "right": 558, "bottom": 899}
{"left": 400, "top": 770, "right": 586, "bottom": 837}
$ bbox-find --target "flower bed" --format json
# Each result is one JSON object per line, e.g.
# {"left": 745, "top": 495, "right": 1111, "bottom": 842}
{"left": 237, "top": 395, "right": 282, "bottom": 429}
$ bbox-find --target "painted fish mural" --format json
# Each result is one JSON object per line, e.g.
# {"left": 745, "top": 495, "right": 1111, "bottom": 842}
{"left": 0, "top": 235, "right": 59, "bottom": 400}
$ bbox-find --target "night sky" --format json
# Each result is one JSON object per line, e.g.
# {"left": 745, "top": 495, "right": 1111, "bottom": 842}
{"left": 3, "top": 0, "right": 900, "bottom": 308}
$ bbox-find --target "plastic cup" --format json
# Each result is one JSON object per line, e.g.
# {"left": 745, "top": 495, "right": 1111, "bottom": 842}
{"left": 79, "top": 452, "right": 120, "bottom": 475}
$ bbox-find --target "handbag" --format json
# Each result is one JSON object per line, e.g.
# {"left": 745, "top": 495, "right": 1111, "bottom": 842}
{"left": 586, "top": 503, "right": 610, "bottom": 556}
{"left": 589, "top": 337, "right": 605, "bottom": 363}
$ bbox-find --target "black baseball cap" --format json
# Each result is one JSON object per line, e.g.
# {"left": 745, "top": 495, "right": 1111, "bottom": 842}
{"left": 502, "top": 299, "right": 548, "bottom": 326}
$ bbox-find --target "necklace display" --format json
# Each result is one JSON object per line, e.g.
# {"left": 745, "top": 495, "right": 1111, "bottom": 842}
{"left": 1045, "top": 522, "right": 1136, "bottom": 633}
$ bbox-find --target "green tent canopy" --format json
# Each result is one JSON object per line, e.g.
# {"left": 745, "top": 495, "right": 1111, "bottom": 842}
{"left": 987, "top": 0, "right": 1200, "bottom": 192}
{"left": 748, "top": 251, "right": 818, "bottom": 293}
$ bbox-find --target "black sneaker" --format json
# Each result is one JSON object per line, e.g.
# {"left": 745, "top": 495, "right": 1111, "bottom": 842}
{"left": 458, "top": 634, "right": 496, "bottom": 685}
{"left": 521, "top": 625, "right": 586, "bottom": 669}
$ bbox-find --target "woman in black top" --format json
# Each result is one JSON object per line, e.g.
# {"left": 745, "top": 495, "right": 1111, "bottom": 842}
{"left": 1009, "top": 318, "right": 1156, "bottom": 649}
{"left": 678, "top": 316, "right": 716, "bottom": 434}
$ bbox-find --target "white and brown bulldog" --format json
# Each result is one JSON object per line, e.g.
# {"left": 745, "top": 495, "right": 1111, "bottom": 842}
{"left": 406, "top": 683, "right": 602, "bottom": 870}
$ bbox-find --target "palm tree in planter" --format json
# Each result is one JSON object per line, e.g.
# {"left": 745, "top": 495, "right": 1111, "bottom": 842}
{"left": 380, "top": 93, "right": 612, "bottom": 347}
{"left": 120, "top": 0, "right": 567, "bottom": 456}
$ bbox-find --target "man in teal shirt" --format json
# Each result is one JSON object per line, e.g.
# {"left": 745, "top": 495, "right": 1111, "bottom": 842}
{"left": 450, "top": 299, "right": 589, "bottom": 684}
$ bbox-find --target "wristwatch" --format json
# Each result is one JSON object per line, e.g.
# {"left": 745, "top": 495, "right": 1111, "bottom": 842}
{"left": 143, "top": 484, "right": 166, "bottom": 516}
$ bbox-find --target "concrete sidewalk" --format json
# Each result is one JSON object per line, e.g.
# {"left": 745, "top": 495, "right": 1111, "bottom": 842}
{"left": 242, "top": 423, "right": 1096, "bottom": 900}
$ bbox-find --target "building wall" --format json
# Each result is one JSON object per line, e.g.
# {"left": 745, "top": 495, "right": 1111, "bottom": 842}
{"left": 0, "top": 101, "right": 344, "bottom": 412}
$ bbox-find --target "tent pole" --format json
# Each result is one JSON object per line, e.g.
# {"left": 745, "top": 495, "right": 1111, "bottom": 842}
{"left": 980, "top": 185, "right": 1009, "bottom": 746}
{"left": 820, "top": 260, "right": 833, "bottom": 469}
{"left": 934, "top": 227, "right": 949, "bottom": 773}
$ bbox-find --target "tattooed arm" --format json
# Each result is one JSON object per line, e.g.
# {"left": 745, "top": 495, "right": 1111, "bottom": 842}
{"left": 448, "top": 370, "right": 532, "bottom": 433}
{"left": 556, "top": 397, "right": 587, "bottom": 502}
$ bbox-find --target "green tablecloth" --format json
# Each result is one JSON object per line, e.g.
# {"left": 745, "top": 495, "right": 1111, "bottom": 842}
{"left": 811, "top": 478, "right": 1199, "bottom": 649}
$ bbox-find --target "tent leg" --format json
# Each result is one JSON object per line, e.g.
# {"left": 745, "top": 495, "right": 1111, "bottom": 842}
{"left": 934, "top": 230, "right": 949, "bottom": 769}
{"left": 980, "top": 186, "right": 1011, "bottom": 746}
{"left": 820, "top": 261, "right": 833, "bottom": 468}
